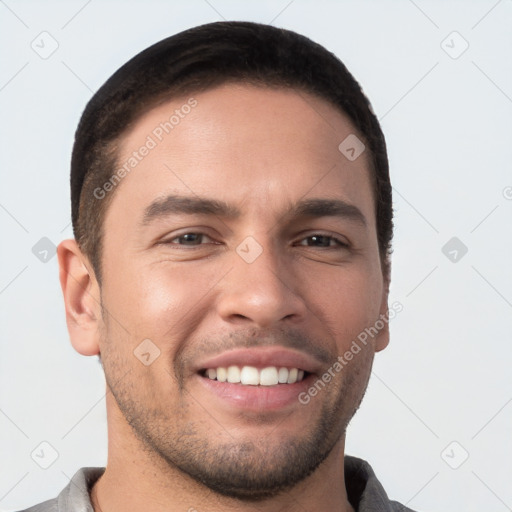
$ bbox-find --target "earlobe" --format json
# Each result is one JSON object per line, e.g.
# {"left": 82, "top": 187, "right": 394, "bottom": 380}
{"left": 57, "top": 239, "right": 101, "bottom": 356}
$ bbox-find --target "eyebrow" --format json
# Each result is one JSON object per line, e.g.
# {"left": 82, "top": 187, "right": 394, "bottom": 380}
{"left": 142, "top": 195, "right": 240, "bottom": 225}
{"left": 141, "top": 195, "right": 367, "bottom": 227}
{"left": 292, "top": 198, "right": 367, "bottom": 227}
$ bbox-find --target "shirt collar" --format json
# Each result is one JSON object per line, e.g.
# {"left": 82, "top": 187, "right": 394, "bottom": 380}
{"left": 54, "top": 457, "right": 408, "bottom": 512}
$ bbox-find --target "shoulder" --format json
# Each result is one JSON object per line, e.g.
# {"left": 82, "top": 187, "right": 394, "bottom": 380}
{"left": 16, "top": 497, "right": 58, "bottom": 512}
{"left": 15, "top": 467, "right": 105, "bottom": 512}
{"left": 344, "top": 455, "right": 418, "bottom": 512}
{"left": 388, "top": 501, "right": 417, "bottom": 512}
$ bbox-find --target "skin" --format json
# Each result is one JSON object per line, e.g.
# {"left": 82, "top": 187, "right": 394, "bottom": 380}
{"left": 58, "top": 83, "right": 390, "bottom": 512}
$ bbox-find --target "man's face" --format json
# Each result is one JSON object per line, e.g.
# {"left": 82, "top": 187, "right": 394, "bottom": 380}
{"left": 96, "top": 83, "right": 389, "bottom": 499}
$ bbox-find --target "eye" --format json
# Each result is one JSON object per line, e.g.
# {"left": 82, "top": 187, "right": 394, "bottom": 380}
{"left": 297, "top": 234, "right": 349, "bottom": 248}
{"left": 166, "top": 232, "right": 215, "bottom": 246}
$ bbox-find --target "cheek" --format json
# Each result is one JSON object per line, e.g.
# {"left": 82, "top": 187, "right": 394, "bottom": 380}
{"left": 100, "top": 255, "right": 226, "bottom": 342}
{"left": 302, "top": 262, "right": 383, "bottom": 348}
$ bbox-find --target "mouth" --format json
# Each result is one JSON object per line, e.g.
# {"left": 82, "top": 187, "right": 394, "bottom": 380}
{"left": 194, "top": 347, "right": 322, "bottom": 411}
{"left": 200, "top": 365, "right": 308, "bottom": 385}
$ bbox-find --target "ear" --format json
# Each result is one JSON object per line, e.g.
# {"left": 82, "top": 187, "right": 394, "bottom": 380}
{"left": 375, "top": 274, "right": 390, "bottom": 353}
{"left": 57, "top": 239, "right": 101, "bottom": 356}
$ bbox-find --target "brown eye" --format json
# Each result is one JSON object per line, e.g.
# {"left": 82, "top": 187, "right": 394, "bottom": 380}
{"left": 298, "top": 235, "right": 348, "bottom": 248}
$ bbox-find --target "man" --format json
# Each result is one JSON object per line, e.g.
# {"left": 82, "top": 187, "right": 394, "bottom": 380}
{"left": 21, "top": 21, "right": 414, "bottom": 512}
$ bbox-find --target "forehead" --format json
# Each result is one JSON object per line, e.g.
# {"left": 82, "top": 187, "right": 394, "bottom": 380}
{"left": 105, "top": 83, "right": 375, "bottom": 228}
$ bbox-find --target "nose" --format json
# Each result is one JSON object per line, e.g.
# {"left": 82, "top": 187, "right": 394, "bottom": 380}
{"left": 216, "top": 240, "right": 307, "bottom": 328}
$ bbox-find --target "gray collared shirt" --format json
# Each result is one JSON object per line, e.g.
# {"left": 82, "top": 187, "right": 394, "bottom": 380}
{"left": 17, "top": 456, "right": 417, "bottom": 512}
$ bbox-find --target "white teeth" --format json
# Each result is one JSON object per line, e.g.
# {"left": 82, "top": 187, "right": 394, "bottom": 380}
{"left": 240, "top": 366, "right": 259, "bottom": 385}
{"left": 287, "top": 368, "right": 298, "bottom": 384}
{"left": 278, "top": 367, "right": 289, "bottom": 383}
{"left": 227, "top": 365, "right": 241, "bottom": 383}
{"left": 260, "top": 367, "right": 279, "bottom": 386}
{"left": 205, "top": 365, "right": 306, "bottom": 385}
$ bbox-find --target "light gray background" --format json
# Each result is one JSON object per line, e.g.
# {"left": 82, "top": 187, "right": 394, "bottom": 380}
{"left": 1, "top": 0, "right": 511, "bottom": 510}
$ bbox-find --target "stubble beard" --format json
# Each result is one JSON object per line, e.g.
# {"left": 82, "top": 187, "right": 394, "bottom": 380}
{"left": 101, "top": 341, "right": 373, "bottom": 502}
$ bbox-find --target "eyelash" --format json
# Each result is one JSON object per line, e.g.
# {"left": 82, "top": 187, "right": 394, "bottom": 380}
{"left": 163, "top": 232, "right": 349, "bottom": 249}
{"left": 296, "top": 234, "right": 349, "bottom": 248}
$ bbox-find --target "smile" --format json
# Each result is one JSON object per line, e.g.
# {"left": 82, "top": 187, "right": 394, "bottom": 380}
{"left": 202, "top": 366, "right": 307, "bottom": 386}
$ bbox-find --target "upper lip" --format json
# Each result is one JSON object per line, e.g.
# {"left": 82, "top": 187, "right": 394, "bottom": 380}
{"left": 195, "top": 346, "right": 324, "bottom": 375}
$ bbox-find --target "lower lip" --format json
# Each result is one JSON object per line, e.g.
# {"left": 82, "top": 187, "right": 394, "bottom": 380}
{"left": 197, "top": 374, "right": 313, "bottom": 411}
